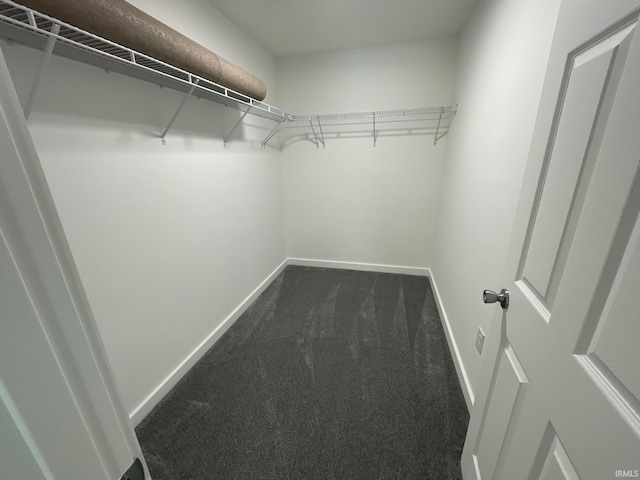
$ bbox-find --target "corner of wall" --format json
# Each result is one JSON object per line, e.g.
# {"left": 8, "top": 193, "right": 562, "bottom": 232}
{"left": 130, "top": 258, "right": 289, "bottom": 426}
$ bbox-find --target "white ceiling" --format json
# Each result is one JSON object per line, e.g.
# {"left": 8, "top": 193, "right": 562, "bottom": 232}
{"left": 208, "top": 0, "right": 478, "bottom": 58}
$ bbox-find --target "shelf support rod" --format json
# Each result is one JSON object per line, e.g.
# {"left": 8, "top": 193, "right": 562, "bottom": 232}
{"left": 223, "top": 107, "right": 251, "bottom": 147}
{"left": 261, "top": 118, "right": 288, "bottom": 148}
{"left": 160, "top": 78, "right": 200, "bottom": 145}
{"left": 434, "top": 109, "right": 443, "bottom": 145}
{"left": 317, "top": 118, "right": 325, "bottom": 148}
{"left": 309, "top": 118, "right": 320, "bottom": 148}
{"left": 373, "top": 112, "right": 377, "bottom": 147}
{"left": 24, "top": 23, "right": 60, "bottom": 120}
{"left": 26, "top": 10, "right": 37, "bottom": 27}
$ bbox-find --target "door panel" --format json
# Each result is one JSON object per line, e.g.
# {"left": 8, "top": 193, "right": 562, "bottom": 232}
{"left": 462, "top": 1, "right": 640, "bottom": 479}
{"left": 574, "top": 164, "right": 640, "bottom": 428}
{"left": 475, "top": 346, "right": 529, "bottom": 480}
{"left": 549, "top": 19, "right": 640, "bottom": 348}
{"left": 586, "top": 210, "right": 640, "bottom": 405}
{"left": 535, "top": 429, "right": 580, "bottom": 480}
{"left": 545, "top": 23, "right": 639, "bottom": 310}
{"left": 520, "top": 26, "right": 632, "bottom": 306}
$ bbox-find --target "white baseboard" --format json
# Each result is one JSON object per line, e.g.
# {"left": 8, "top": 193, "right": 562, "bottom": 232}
{"left": 288, "top": 257, "right": 429, "bottom": 277}
{"left": 427, "top": 267, "right": 474, "bottom": 411}
{"left": 129, "top": 258, "right": 289, "bottom": 426}
{"left": 129, "top": 258, "right": 472, "bottom": 425}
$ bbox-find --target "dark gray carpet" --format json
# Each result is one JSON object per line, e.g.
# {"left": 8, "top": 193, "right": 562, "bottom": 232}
{"left": 136, "top": 266, "right": 469, "bottom": 480}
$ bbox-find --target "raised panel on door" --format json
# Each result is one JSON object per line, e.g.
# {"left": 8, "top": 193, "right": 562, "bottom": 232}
{"left": 572, "top": 168, "right": 640, "bottom": 439}
{"left": 586, "top": 212, "right": 640, "bottom": 408}
{"left": 532, "top": 425, "right": 580, "bottom": 480}
{"left": 518, "top": 22, "right": 637, "bottom": 315}
{"left": 474, "top": 346, "right": 529, "bottom": 480}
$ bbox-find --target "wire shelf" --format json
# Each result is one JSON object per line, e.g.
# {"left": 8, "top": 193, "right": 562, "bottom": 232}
{"left": 287, "top": 106, "right": 456, "bottom": 127}
{"left": 282, "top": 106, "right": 457, "bottom": 147}
{"left": 0, "top": 0, "right": 290, "bottom": 122}
{"left": 0, "top": 0, "right": 457, "bottom": 147}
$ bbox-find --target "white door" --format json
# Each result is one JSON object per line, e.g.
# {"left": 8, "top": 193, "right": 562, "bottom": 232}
{"left": 0, "top": 48, "right": 148, "bottom": 479}
{"left": 462, "top": 0, "right": 640, "bottom": 479}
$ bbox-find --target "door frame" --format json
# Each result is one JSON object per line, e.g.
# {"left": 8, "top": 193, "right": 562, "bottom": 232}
{"left": 0, "top": 46, "right": 149, "bottom": 479}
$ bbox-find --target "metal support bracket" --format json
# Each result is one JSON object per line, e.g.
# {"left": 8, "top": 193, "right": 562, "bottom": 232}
{"left": 309, "top": 118, "right": 319, "bottom": 148}
{"left": 316, "top": 118, "right": 325, "bottom": 148}
{"left": 261, "top": 118, "right": 288, "bottom": 148}
{"left": 373, "top": 112, "right": 377, "bottom": 147}
{"left": 223, "top": 107, "right": 251, "bottom": 147}
{"left": 24, "top": 23, "right": 60, "bottom": 120}
{"left": 160, "top": 77, "right": 200, "bottom": 145}
{"left": 433, "top": 109, "right": 444, "bottom": 145}
{"left": 26, "top": 10, "right": 36, "bottom": 27}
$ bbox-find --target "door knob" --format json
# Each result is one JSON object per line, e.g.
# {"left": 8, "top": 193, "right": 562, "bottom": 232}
{"left": 483, "top": 288, "right": 509, "bottom": 309}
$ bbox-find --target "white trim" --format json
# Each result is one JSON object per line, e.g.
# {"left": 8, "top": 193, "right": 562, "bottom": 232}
{"left": 129, "top": 258, "right": 289, "bottom": 426}
{"left": 472, "top": 454, "right": 482, "bottom": 480}
{"left": 0, "top": 48, "right": 150, "bottom": 478}
{"left": 130, "top": 259, "right": 473, "bottom": 424}
{"left": 427, "top": 267, "right": 474, "bottom": 410}
{"left": 288, "top": 257, "right": 429, "bottom": 277}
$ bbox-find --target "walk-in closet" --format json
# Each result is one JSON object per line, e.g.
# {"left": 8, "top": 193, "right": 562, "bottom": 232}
{"left": 2, "top": 0, "right": 639, "bottom": 478}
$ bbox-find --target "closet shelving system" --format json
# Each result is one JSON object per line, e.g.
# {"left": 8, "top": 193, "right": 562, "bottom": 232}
{"left": 282, "top": 107, "right": 457, "bottom": 148}
{"left": 0, "top": 0, "right": 457, "bottom": 147}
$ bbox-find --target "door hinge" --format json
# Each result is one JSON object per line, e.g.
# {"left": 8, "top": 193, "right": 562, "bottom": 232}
{"left": 120, "top": 458, "right": 144, "bottom": 480}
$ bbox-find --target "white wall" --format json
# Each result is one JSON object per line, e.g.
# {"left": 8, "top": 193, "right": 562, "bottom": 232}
{"left": 2, "top": 0, "right": 286, "bottom": 422}
{"left": 431, "top": 0, "right": 561, "bottom": 405}
{"left": 2, "top": 0, "right": 565, "bottom": 425}
{"left": 278, "top": 39, "right": 457, "bottom": 268}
